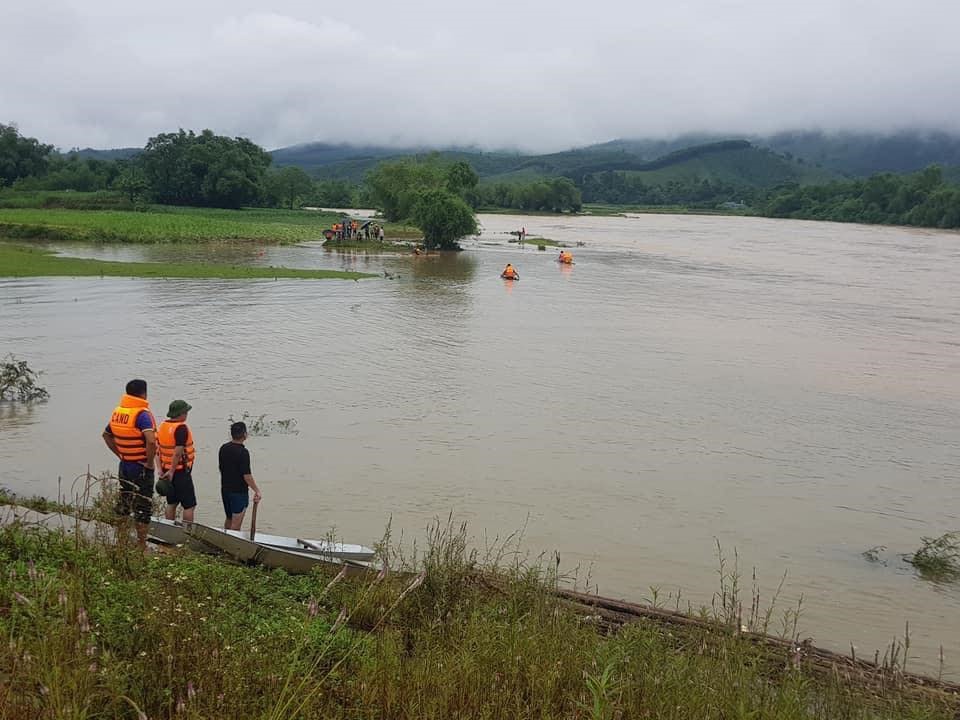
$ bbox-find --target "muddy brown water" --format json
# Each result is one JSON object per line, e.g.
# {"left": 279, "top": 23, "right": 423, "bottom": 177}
{"left": 1, "top": 212, "right": 958, "bottom": 674}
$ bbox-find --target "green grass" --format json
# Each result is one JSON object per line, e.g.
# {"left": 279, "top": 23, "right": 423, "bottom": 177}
{"left": 0, "top": 193, "right": 420, "bottom": 248}
{"left": 0, "top": 190, "right": 134, "bottom": 211}
{"left": 0, "top": 206, "right": 341, "bottom": 244}
{"left": 0, "top": 492, "right": 955, "bottom": 720}
{"left": 0, "top": 243, "right": 374, "bottom": 280}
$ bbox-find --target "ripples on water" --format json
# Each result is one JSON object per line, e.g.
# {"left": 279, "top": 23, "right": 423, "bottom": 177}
{"left": 1, "top": 213, "right": 959, "bottom": 674}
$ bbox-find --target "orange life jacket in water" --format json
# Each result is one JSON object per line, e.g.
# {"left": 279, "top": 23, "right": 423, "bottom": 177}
{"left": 157, "top": 420, "right": 195, "bottom": 471}
{"left": 502, "top": 265, "right": 517, "bottom": 279}
{"left": 108, "top": 395, "right": 156, "bottom": 463}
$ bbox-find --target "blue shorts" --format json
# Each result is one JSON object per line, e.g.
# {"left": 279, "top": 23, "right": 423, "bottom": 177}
{"left": 221, "top": 490, "right": 249, "bottom": 518}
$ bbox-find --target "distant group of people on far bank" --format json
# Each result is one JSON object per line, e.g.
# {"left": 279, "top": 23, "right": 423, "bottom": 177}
{"left": 102, "top": 379, "right": 262, "bottom": 549}
{"left": 331, "top": 218, "right": 384, "bottom": 242}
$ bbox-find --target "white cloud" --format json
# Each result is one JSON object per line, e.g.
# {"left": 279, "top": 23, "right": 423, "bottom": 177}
{"left": 2, "top": 0, "right": 958, "bottom": 151}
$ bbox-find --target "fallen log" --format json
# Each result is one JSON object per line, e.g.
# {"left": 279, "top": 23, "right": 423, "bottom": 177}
{"left": 556, "top": 587, "right": 960, "bottom": 704}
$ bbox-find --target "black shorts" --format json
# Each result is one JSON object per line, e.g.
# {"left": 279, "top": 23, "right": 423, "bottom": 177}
{"left": 166, "top": 469, "right": 197, "bottom": 510}
{"left": 116, "top": 464, "right": 153, "bottom": 524}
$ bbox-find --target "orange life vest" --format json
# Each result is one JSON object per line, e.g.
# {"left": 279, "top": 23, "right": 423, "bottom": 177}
{"left": 560, "top": 252, "right": 573, "bottom": 264}
{"left": 502, "top": 266, "right": 516, "bottom": 279}
{"left": 157, "top": 420, "right": 195, "bottom": 471}
{"left": 109, "top": 395, "right": 156, "bottom": 463}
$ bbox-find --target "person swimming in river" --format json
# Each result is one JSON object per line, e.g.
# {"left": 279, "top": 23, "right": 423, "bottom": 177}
{"left": 501, "top": 263, "right": 519, "bottom": 280}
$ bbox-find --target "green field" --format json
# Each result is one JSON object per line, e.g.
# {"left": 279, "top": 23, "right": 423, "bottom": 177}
{"left": 0, "top": 244, "right": 373, "bottom": 280}
{"left": 0, "top": 205, "right": 340, "bottom": 244}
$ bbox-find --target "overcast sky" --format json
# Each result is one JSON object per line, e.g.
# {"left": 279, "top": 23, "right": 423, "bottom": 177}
{"left": 3, "top": 0, "right": 959, "bottom": 152}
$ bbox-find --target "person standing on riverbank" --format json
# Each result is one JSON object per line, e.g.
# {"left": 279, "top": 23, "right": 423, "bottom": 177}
{"left": 219, "top": 421, "right": 262, "bottom": 531}
{"left": 157, "top": 400, "right": 197, "bottom": 523}
{"left": 102, "top": 378, "right": 156, "bottom": 550}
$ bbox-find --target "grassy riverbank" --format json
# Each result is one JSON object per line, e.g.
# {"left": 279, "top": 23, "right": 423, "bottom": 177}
{"left": 1, "top": 493, "right": 955, "bottom": 719}
{"left": 0, "top": 206, "right": 340, "bottom": 244}
{"left": 0, "top": 191, "right": 417, "bottom": 245}
{"left": 0, "top": 244, "right": 373, "bottom": 280}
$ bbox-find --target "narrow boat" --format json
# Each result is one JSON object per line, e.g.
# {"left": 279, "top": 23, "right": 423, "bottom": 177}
{"left": 185, "top": 522, "right": 376, "bottom": 576}
{"left": 222, "top": 529, "right": 375, "bottom": 561}
{"left": 148, "top": 517, "right": 220, "bottom": 554}
{"left": 148, "top": 517, "right": 375, "bottom": 561}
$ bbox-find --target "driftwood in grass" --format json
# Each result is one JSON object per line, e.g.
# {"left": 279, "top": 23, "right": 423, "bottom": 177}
{"left": 556, "top": 587, "right": 960, "bottom": 705}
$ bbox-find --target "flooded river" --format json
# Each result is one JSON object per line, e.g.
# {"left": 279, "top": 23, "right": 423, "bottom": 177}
{"left": 1, "top": 212, "right": 958, "bottom": 674}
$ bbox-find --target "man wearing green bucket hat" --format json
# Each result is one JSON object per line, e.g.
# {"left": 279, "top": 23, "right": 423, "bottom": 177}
{"left": 157, "top": 399, "right": 197, "bottom": 522}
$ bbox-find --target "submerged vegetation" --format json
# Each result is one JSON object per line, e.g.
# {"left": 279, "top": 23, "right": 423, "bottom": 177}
{"left": 906, "top": 532, "right": 960, "bottom": 582}
{"left": 0, "top": 244, "right": 372, "bottom": 280}
{"left": 226, "top": 412, "right": 300, "bottom": 436}
{"left": 0, "top": 356, "right": 49, "bottom": 403}
{"left": 0, "top": 487, "right": 957, "bottom": 719}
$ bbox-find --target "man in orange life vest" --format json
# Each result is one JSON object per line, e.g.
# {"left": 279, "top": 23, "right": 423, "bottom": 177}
{"left": 102, "top": 379, "right": 157, "bottom": 549}
{"left": 158, "top": 399, "right": 197, "bottom": 522}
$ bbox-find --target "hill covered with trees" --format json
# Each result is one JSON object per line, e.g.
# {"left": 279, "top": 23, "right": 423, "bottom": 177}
{"left": 2, "top": 122, "right": 958, "bottom": 229}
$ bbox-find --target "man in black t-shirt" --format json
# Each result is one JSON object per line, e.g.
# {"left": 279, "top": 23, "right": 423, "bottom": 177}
{"left": 218, "top": 421, "right": 263, "bottom": 531}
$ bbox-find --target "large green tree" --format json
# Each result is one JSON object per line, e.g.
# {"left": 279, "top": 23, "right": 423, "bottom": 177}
{"left": 411, "top": 188, "right": 478, "bottom": 250}
{"left": 0, "top": 124, "right": 53, "bottom": 186}
{"left": 264, "top": 166, "right": 315, "bottom": 209}
{"left": 139, "top": 129, "right": 271, "bottom": 208}
{"left": 365, "top": 156, "right": 482, "bottom": 249}
{"left": 365, "top": 157, "right": 447, "bottom": 221}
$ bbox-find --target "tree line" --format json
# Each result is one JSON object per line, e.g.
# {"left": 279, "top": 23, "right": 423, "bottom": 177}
{"left": 1, "top": 123, "right": 361, "bottom": 210}
{"left": 759, "top": 166, "right": 960, "bottom": 228}
{"left": 3, "top": 123, "right": 957, "bottom": 231}
{"left": 578, "top": 171, "right": 754, "bottom": 207}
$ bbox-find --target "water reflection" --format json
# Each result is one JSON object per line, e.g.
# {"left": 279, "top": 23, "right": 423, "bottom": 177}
{"left": 0, "top": 401, "right": 40, "bottom": 428}
{"left": 395, "top": 252, "right": 478, "bottom": 308}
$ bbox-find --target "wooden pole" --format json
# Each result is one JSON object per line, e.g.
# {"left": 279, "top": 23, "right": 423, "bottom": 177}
{"left": 249, "top": 499, "right": 258, "bottom": 542}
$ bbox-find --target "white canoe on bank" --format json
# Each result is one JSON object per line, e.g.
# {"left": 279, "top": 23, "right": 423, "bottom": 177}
{"left": 184, "top": 521, "right": 377, "bottom": 576}
{"left": 148, "top": 517, "right": 376, "bottom": 561}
